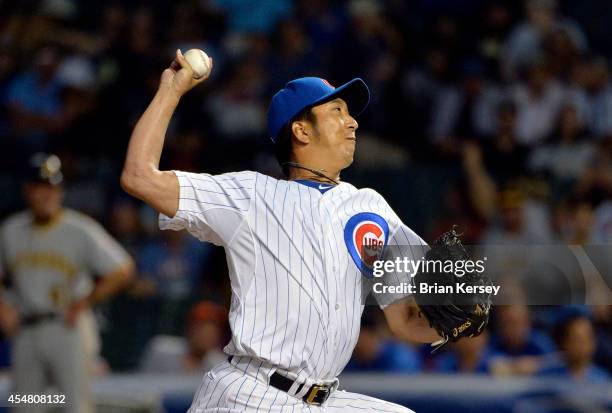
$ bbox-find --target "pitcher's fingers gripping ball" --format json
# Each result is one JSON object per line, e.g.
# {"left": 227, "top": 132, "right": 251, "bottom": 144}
{"left": 183, "top": 49, "right": 212, "bottom": 79}
{"left": 164, "top": 49, "right": 213, "bottom": 97}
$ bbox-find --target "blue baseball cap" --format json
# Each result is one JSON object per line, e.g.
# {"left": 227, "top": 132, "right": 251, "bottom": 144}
{"left": 267, "top": 77, "right": 370, "bottom": 143}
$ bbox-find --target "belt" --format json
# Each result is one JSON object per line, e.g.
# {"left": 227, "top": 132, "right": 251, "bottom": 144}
{"left": 228, "top": 356, "right": 334, "bottom": 406}
{"left": 21, "top": 313, "right": 59, "bottom": 327}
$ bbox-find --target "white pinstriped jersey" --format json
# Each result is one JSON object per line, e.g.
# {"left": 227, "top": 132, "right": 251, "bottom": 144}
{"left": 160, "top": 170, "right": 426, "bottom": 382}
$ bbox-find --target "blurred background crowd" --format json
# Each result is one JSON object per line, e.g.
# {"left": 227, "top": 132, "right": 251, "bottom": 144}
{"left": 0, "top": 0, "right": 610, "bottom": 396}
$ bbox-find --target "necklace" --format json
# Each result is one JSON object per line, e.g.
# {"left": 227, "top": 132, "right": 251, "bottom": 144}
{"left": 283, "top": 162, "right": 339, "bottom": 185}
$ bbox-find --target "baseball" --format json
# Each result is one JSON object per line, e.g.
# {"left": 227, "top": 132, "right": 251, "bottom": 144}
{"left": 184, "top": 49, "right": 211, "bottom": 79}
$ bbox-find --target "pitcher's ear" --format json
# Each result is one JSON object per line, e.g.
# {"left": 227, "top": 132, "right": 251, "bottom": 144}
{"left": 292, "top": 121, "right": 310, "bottom": 144}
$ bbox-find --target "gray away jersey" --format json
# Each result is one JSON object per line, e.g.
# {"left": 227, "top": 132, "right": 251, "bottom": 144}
{"left": 159, "top": 171, "right": 427, "bottom": 382}
{"left": 0, "top": 209, "right": 131, "bottom": 315}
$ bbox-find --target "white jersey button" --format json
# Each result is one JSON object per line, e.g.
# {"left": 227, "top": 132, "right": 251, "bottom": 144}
{"left": 335, "top": 303, "right": 340, "bottom": 310}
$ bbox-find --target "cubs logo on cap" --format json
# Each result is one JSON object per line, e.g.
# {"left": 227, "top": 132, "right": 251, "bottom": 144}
{"left": 320, "top": 79, "right": 334, "bottom": 88}
{"left": 344, "top": 212, "right": 389, "bottom": 278}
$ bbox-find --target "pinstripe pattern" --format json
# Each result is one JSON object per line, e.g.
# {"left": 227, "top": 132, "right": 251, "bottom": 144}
{"left": 188, "top": 362, "right": 414, "bottom": 412}
{"left": 161, "top": 171, "right": 425, "bottom": 412}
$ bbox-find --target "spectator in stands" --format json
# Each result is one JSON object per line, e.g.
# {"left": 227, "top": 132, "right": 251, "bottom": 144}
{"left": 542, "top": 28, "right": 581, "bottom": 81}
{"left": 428, "top": 59, "right": 503, "bottom": 143}
{"left": 489, "top": 305, "right": 555, "bottom": 376}
{"left": 528, "top": 105, "right": 594, "bottom": 192}
{"left": 165, "top": 128, "right": 208, "bottom": 173}
{"left": 476, "top": 2, "right": 514, "bottom": 80}
{"left": 592, "top": 199, "right": 612, "bottom": 243}
{"left": 539, "top": 315, "right": 609, "bottom": 382}
{"left": 502, "top": 0, "right": 587, "bottom": 80}
{"left": 139, "top": 301, "right": 227, "bottom": 374}
{"left": 267, "top": 18, "right": 321, "bottom": 93}
{"left": 511, "top": 61, "right": 565, "bottom": 146}
{"left": 429, "top": 332, "right": 492, "bottom": 373}
{"left": 135, "top": 230, "right": 210, "bottom": 302}
{"left": 133, "top": 230, "right": 213, "bottom": 333}
{"left": 206, "top": 60, "right": 267, "bottom": 140}
{"left": 492, "top": 305, "right": 556, "bottom": 356}
{"left": 462, "top": 101, "right": 532, "bottom": 225}
{"left": 574, "top": 138, "right": 612, "bottom": 205}
{"left": 479, "top": 101, "right": 530, "bottom": 187}
{"left": 557, "top": 200, "right": 611, "bottom": 306}
{"left": 334, "top": 0, "right": 404, "bottom": 132}
{"left": 214, "top": 0, "right": 292, "bottom": 35}
{"left": 345, "top": 309, "right": 421, "bottom": 373}
{"left": 107, "top": 198, "right": 145, "bottom": 258}
{"left": 0, "top": 42, "right": 17, "bottom": 138}
{"left": 482, "top": 187, "right": 551, "bottom": 246}
{"left": 111, "top": 7, "right": 157, "bottom": 123}
{"left": 337, "top": 0, "right": 404, "bottom": 82}
{"left": 5, "top": 45, "right": 67, "bottom": 151}
{"left": 592, "top": 305, "right": 612, "bottom": 373}
{"left": 462, "top": 140, "right": 498, "bottom": 223}
{"left": 53, "top": 54, "right": 99, "bottom": 155}
{"left": 561, "top": 199, "right": 595, "bottom": 244}
{"left": 481, "top": 187, "right": 554, "bottom": 279}
{"left": 401, "top": 48, "right": 454, "bottom": 147}
{"left": 97, "top": 3, "right": 128, "bottom": 53}
{"left": 297, "top": 0, "right": 347, "bottom": 62}
{"left": 570, "top": 57, "right": 612, "bottom": 139}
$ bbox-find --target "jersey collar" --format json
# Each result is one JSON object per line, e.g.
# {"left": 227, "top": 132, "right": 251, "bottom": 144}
{"left": 294, "top": 179, "right": 336, "bottom": 194}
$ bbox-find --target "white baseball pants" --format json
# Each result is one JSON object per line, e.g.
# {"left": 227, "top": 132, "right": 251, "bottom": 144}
{"left": 188, "top": 358, "right": 414, "bottom": 412}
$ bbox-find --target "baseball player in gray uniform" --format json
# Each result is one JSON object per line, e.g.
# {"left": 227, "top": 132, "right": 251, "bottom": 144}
{"left": 122, "top": 50, "right": 441, "bottom": 412}
{"left": 0, "top": 153, "right": 134, "bottom": 413}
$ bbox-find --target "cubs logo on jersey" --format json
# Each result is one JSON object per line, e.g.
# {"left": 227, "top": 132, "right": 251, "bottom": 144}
{"left": 343, "top": 212, "right": 389, "bottom": 278}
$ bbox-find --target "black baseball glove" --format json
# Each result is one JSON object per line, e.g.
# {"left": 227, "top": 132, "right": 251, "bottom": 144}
{"left": 412, "top": 226, "right": 492, "bottom": 352}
